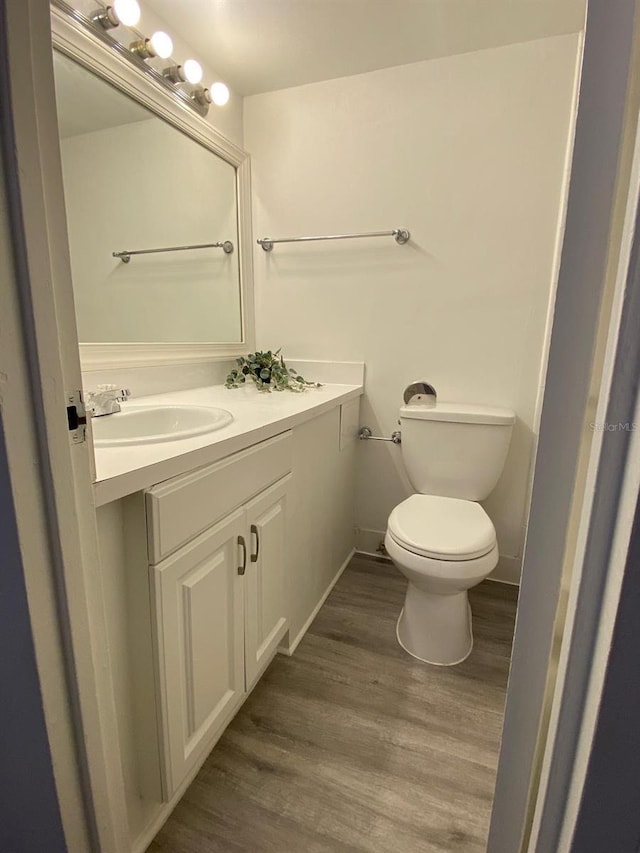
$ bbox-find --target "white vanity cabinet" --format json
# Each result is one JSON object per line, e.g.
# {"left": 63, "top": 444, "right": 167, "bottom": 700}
{"left": 95, "top": 403, "right": 359, "bottom": 851}
{"left": 145, "top": 432, "right": 292, "bottom": 798}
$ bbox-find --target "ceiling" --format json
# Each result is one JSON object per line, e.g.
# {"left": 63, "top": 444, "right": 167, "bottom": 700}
{"left": 144, "top": 0, "right": 586, "bottom": 97}
{"left": 53, "top": 50, "right": 151, "bottom": 137}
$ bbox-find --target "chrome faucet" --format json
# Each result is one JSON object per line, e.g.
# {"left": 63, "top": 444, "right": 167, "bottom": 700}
{"left": 85, "top": 385, "right": 131, "bottom": 417}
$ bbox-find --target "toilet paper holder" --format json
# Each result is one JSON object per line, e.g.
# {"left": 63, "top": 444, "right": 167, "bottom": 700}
{"left": 403, "top": 381, "right": 437, "bottom": 406}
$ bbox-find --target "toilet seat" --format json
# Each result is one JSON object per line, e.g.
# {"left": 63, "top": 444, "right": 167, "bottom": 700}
{"left": 387, "top": 494, "right": 496, "bottom": 561}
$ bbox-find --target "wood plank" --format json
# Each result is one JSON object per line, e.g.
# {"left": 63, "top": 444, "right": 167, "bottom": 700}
{"left": 147, "top": 554, "right": 517, "bottom": 852}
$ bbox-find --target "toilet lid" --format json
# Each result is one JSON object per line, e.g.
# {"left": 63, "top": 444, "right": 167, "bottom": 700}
{"left": 387, "top": 495, "right": 496, "bottom": 561}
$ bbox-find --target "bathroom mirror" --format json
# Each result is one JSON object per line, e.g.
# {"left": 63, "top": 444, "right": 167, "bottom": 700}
{"left": 51, "top": 7, "right": 253, "bottom": 369}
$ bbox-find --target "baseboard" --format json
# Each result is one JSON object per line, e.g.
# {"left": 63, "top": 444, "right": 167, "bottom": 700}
{"left": 353, "top": 550, "right": 392, "bottom": 564}
{"left": 355, "top": 527, "right": 387, "bottom": 557}
{"left": 488, "top": 554, "right": 522, "bottom": 586}
{"left": 280, "top": 548, "right": 355, "bottom": 657}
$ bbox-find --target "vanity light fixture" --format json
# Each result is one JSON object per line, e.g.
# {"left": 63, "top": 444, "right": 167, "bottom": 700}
{"left": 192, "top": 81, "right": 231, "bottom": 108}
{"left": 130, "top": 30, "right": 173, "bottom": 60}
{"left": 93, "top": 0, "right": 141, "bottom": 29}
{"left": 55, "top": 0, "right": 211, "bottom": 117}
{"left": 163, "top": 59, "right": 202, "bottom": 85}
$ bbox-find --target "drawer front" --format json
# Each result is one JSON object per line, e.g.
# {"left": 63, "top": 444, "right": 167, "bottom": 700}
{"left": 146, "top": 431, "right": 292, "bottom": 563}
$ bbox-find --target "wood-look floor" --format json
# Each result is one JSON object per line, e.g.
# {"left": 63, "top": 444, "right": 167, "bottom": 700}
{"left": 147, "top": 554, "right": 518, "bottom": 853}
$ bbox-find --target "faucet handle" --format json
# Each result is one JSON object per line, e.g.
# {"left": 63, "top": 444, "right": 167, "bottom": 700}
{"left": 85, "top": 386, "right": 131, "bottom": 417}
{"left": 403, "top": 381, "right": 437, "bottom": 406}
{"left": 95, "top": 384, "right": 130, "bottom": 400}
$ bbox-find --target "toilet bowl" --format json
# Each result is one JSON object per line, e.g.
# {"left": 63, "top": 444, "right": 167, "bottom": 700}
{"left": 384, "top": 399, "right": 514, "bottom": 666}
{"left": 385, "top": 494, "right": 498, "bottom": 665}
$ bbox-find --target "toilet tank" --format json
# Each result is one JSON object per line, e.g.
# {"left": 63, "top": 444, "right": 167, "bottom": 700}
{"left": 400, "top": 402, "right": 515, "bottom": 501}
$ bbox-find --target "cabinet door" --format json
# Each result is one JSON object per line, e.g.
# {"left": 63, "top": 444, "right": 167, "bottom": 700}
{"left": 245, "top": 475, "right": 291, "bottom": 689}
{"left": 151, "top": 507, "right": 246, "bottom": 799}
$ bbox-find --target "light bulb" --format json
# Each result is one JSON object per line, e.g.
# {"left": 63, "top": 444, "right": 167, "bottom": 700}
{"left": 112, "top": 0, "right": 140, "bottom": 27}
{"left": 183, "top": 59, "right": 203, "bottom": 85}
{"left": 209, "top": 82, "right": 230, "bottom": 106}
{"left": 149, "top": 31, "right": 173, "bottom": 59}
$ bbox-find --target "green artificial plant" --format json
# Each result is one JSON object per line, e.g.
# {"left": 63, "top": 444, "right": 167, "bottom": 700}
{"left": 225, "top": 349, "right": 321, "bottom": 392}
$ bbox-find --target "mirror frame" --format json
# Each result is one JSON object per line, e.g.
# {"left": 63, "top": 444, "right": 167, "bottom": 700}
{"left": 51, "top": 2, "right": 255, "bottom": 370}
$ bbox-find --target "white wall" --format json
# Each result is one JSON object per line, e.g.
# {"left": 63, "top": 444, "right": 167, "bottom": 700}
{"left": 244, "top": 34, "right": 581, "bottom": 580}
{"left": 61, "top": 117, "right": 241, "bottom": 343}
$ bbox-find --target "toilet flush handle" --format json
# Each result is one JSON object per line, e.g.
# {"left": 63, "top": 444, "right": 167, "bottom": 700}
{"left": 403, "top": 381, "right": 437, "bottom": 406}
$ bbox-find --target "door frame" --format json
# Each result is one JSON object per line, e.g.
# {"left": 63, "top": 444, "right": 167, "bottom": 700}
{"left": 488, "top": 1, "right": 640, "bottom": 850}
{"left": 1, "top": 1, "right": 129, "bottom": 849}
{"left": 528, "top": 108, "right": 640, "bottom": 852}
{"left": 0, "top": 98, "right": 71, "bottom": 853}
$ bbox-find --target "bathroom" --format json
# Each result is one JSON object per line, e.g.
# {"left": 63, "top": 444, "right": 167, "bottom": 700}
{"left": 3, "top": 1, "right": 640, "bottom": 852}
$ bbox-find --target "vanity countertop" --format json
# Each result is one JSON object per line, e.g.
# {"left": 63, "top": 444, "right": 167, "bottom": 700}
{"left": 92, "top": 382, "right": 363, "bottom": 506}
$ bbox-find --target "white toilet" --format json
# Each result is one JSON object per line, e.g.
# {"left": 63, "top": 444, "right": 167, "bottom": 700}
{"left": 385, "top": 400, "right": 515, "bottom": 666}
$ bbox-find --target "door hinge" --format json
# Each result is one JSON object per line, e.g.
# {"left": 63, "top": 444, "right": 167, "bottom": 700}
{"left": 67, "top": 390, "right": 87, "bottom": 444}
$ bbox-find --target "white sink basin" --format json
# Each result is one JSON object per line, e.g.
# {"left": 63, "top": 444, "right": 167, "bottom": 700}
{"left": 92, "top": 405, "right": 234, "bottom": 447}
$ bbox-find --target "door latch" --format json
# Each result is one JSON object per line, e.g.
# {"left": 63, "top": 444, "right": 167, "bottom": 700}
{"left": 67, "top": 391, "right": 87, "bottom": 444}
